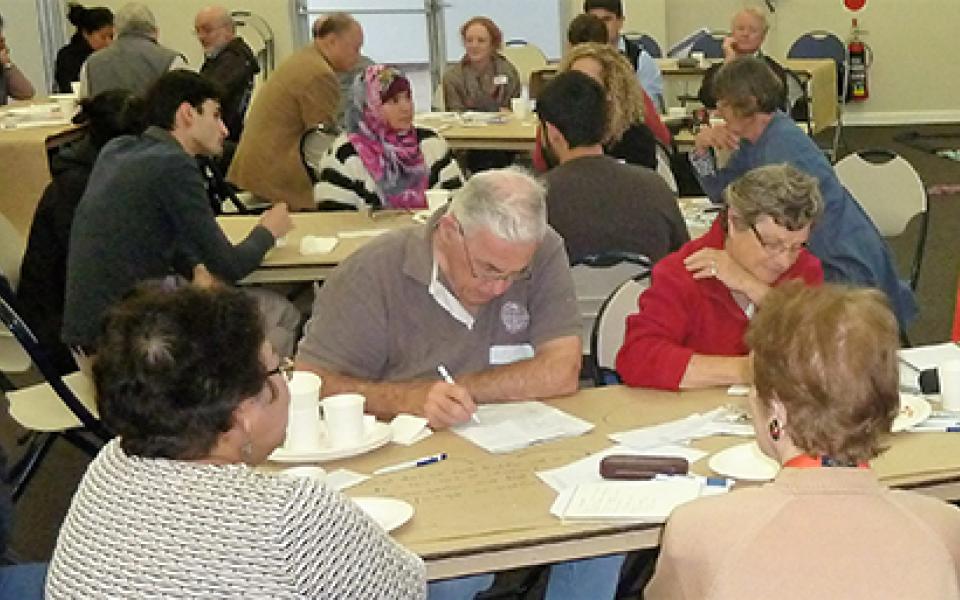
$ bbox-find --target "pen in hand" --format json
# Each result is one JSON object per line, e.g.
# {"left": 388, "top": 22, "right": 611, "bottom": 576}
{"left": 437, "top": 364, "right": 481, "bottom": 424}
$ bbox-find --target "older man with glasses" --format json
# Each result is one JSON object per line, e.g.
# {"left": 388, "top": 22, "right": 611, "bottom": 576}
{"left": 296, "top": 165, "right": 627, "bottom": 600}
{"left": 195, "top": 5, "right": 259, "bottom": 142}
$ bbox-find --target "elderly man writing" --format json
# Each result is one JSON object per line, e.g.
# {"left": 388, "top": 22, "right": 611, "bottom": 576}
{"left": 195, "top": 5, "right": 259, "bottom": 142}
{"left": 296, "top": 166, "right": 625, "bottom": 599}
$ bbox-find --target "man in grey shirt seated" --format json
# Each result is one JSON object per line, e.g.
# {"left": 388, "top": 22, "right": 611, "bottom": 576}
{"left": 295, "top": 167, "right": 625, "bottom": 599}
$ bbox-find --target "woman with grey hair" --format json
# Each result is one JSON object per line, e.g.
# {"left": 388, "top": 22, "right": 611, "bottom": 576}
{"left": 617, "top": 163, "right": 824, "bottom": 390}
{"left": 691, "top": 55, "right": 917, "bottom": 330}
{"left": 315, "top": 64, "right": 463, "bottom": 211}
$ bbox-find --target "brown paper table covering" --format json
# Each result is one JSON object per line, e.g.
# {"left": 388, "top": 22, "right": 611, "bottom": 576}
{"left": 217, "top": 210, "right": 418, "bottom": 284}
{"left": 0, "top": 121, "right": 82, "bottom": 235}
{"left": 266, "top": 385, "right": 960, "bottom": 579}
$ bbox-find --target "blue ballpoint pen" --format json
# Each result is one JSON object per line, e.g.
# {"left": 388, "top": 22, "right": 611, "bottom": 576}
{"left": 437, "top": 364, "right": 481, "bottom": 424}
{"left": 373, "top": 453, "right": 448, "bottom": 475}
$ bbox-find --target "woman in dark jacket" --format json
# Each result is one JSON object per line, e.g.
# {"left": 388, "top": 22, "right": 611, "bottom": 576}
{"left": 54, "top": 4, "right": 113, "bottom": 93}
{"left": 16, "top": 90, "right": 142, "bottom": 373}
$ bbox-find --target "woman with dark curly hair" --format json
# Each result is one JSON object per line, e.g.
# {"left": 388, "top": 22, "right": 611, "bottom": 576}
{"left": 46, "top": 284, "right": 426, "bottom": 598}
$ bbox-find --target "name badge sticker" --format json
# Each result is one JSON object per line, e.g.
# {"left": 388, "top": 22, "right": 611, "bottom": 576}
{"left": 493, "top": 74, "right": 509, "bottom": 86}
{"left": 489, "top": 344, "right": 535, "bottom": 365}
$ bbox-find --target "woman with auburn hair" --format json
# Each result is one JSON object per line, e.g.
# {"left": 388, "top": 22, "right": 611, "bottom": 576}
{"left": 646, "top": 282, "right": 960, "bottom": 599}
{"left": 557, "top": 42, "right": 663, "bottom": 168}
{"left": 442, "top": 16, "right": 521, "bottom": 112}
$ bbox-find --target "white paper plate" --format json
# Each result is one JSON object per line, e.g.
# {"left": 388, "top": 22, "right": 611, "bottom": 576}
{"left": 708, "top": 441, "right": 780, "bottom": 481}
{"left": 892, "top": 392, "right": 932, "bottom": 432}
{"left": 269, "top": 421, "right": 392, "bottom": 463}
{"left": 352, "top": 497, "right": 414, "bottom": 532}
{"left": 279, "top": 465, "right": 326, "bottom": 481}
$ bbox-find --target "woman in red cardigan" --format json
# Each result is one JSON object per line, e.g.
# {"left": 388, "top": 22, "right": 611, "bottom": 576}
{"left": 616, "top": 164, "right": 824, "bottom": 390}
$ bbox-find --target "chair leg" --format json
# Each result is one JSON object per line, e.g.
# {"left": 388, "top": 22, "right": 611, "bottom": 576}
{"left": 7, "top": 433, "right": 58, "bottom": 502}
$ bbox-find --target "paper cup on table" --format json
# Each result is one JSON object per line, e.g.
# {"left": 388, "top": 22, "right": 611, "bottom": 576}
{"left": 940, "top": 360, "right": 960, "bottom": 412}
{"left": 321, "top": 393, "right": 366, "bottom": 448}
{"left": 425, "top": 189, "right": 451, "bottom": 213}
{"left": 691, "top": 51, "right": 707, "bottom": 68}
{"left": 510, "top": 97, "right": 529, "bottom": 119}
{"left": 50, "top": 94, "right": 77, "bottom": 118}
{"left": 288, "top": 371, "right": 322, "bottom": 408}
{"left": 71, "top": 81, "right": 82, "bottom": 96}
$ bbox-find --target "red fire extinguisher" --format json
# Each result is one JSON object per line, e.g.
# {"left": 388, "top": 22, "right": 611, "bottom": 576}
{"left": 847, "top": 18, "right": 870, "bottom": 101}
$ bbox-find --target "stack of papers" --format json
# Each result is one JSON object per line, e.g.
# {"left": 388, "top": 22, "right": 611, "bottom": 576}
{"left": 537, "top": 444, "right": 706, "bottom": 493}
{"left": 453, "top": 401, "right": 594, "bottom": 453}
{"left": 608, "top": 408, "right": 753, "bottom": 450}
{"left": 549, "top": 477, "right": 708, "bottom": 522}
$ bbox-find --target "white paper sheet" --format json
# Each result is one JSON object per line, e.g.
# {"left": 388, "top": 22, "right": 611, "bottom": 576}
{"left": 389, "top": 414, "right": 432, "bottom": 446}
{"left": 536, "top": 444, "right": 707, "bottom": 494}
{"left": 609, "top": 408, "right": 728, "bottom": 449}
{"left": 549, "top": 477, "right": 704, "bottom": 522}
{"left": 299, "top": 235, "right": 339, "bottom": 255}
{"left": 452, "top": 401, "right": 594, "bottom": 453}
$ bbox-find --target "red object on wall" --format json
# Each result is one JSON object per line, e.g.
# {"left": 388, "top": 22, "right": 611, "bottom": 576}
{"left": 844, "top": 0, "right": 867, "bottom": 10}
{"left": 848, "top": 19, "right": 869, "bottom": 101}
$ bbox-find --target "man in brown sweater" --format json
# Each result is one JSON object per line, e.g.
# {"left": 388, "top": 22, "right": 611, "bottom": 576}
{"left": 228, "top": 13, "right": 363, "bottom": 211}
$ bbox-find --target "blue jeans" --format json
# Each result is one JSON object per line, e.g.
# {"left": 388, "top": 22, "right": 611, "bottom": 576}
{"left": 0, "top": 563, "right": 47, "bottom": 600}
{"left": 427, "top": 554, "right": 625, "bottom": 600}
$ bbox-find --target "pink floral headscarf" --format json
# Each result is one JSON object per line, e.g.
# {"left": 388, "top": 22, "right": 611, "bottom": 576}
{"left": 345, "top": 65, "right": 428, "bottom": 209}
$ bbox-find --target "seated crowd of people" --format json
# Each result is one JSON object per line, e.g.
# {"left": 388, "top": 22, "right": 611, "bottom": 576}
{"left": 1, "top": 0, "right": 958, "bottom": 598}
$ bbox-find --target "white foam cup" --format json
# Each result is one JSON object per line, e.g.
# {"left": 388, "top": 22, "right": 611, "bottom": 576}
{"left": 425, "top": 189, "right": 451, "bottom": 212}
{"left": 285, "top": 404, "right": 323, "bottom": 452}
{"left": 940, "top": 360, "right": 960, "bottom": 412}
{"left": 288, "top": 371, "right": 322, "bottom": 409}
{"left": 321, "top": 393, "right": 366, "bottom": 448}
{"left": 691, "top": 51, "right": 707, "bottom": 67}
{"left": 70, "top": 81, "right": 82, "bottom": 96}
{"left": 510, "top": 97, "right": 529, "bottom": 119}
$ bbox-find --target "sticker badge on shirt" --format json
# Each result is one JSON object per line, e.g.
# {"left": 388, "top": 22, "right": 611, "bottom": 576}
{"left": 493, "top": 74, "right": 509, "bottom": 86}
{"left": 500, "top": 301, "right": 529, "bottom": 334}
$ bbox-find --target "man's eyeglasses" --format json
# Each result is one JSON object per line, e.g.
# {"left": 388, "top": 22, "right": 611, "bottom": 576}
{"left": 749, "top": 223, "right": 807, "bottom": 256}
{"left": 267, "top": 357, "right": 295, "bottom": 382}
{"left": 457, "top": 223, "right": 532, "bottom": 283}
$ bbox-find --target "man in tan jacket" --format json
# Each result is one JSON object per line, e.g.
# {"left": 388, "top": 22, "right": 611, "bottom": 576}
{"left": 228, "top": 13, "right": 363, "bottom": 211}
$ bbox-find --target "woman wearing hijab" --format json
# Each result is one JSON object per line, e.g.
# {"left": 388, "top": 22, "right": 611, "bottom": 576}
{"left": 315, "top": 64, "right": 463, "bottom": 211}
{"left": 54, "top": 3, "right": 114, "bottom": 93}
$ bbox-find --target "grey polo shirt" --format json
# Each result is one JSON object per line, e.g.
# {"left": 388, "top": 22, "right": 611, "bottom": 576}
{"left": 297, "top": 214, "right": 579, "bottom": 382}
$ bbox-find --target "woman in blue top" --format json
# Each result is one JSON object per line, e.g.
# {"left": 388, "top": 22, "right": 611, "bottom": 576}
{"left": 688, "top": 56, "right": 916, "bottom": 328}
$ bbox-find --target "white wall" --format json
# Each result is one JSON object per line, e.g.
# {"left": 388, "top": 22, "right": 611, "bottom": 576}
{"left": 5, "top": 0, "right": 959, "bottom": 124}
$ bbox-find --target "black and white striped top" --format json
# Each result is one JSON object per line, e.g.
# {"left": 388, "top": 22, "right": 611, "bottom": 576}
{"left": 45, "top": 439, "right": 426, "bottom": 599}
{"left": 314, "top": 127, "right": 463, "bottom": 211}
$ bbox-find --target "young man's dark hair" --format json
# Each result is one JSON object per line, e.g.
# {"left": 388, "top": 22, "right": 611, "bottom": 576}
{"left": 143, "top": 69, "right": 224, "bottom": 130}
{"left": 567, "top": 13, "right": 608, "bottom": 46}
{"left": 582, "top": 0, "right": 623, "bottom": 18}
{"left": 536, "top": 71, "right": 607, "bottom": 149}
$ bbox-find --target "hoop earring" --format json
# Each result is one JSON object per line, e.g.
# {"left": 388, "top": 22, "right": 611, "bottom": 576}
{"left": 769, "top": 418, "right": 782, "bottom": 442}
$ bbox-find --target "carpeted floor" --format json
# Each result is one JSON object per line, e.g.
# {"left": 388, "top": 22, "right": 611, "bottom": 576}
{"left": 1, "top": 122, "right": 959, "bottom": 567}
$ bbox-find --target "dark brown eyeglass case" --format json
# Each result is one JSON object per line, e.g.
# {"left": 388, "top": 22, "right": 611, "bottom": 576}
{"left": 599, "top": 455, "right": 690, "bottom": 480}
